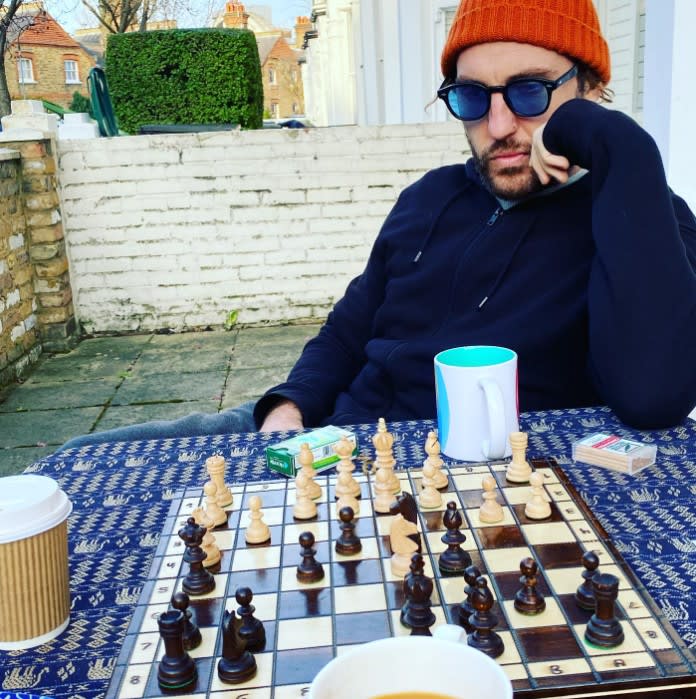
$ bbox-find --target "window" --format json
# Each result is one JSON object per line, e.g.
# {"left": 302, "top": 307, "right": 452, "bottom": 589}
{"left": 292, "top": 102, "right": 299, "bottom": 114}
{"left": 64, "top": 59, "right": 80, "bottom": 84}
{"left": 18, "top": 57, "right": 35, "bottom": 83}
{"left": 270, "top": 102, "right": 279, "bottom": 118}
{"left": 268, "top": 68, "right": 276, "bottom": 84}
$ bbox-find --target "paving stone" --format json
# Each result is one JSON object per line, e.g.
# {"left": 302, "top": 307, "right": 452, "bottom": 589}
{"left": 94, "top": 400, "right": 219, "bottom": 432}
{"left": 0, "top": 407, "right": 102, "bottom": 448}
{"left": 0, "top": 380, "right": 118, "bottom": 412}
{"left": 69, "top": 334, "right": 153, "bottom": 358}
{"left": 233, "top": 324, "right": 320, "bottom": 349}
{"left": 24, "top": 354, "right": 134, "bottom": 384}
{"left": 148, "top": 330, "right": 237, "bottom": 352}
{"left": 111, "top": 370, "right": 227, "bottom": 405}
{"left": 131, "top": 349, "right": 230, "bottom": 375}
{"left": 229, "top": 343, "right": 306, "bottom": 369}
{"left": 221, "top": 366, "right": 294, "bottom": 408}
{"left": 0, "top": 446, "right": 56, "bottom": 477}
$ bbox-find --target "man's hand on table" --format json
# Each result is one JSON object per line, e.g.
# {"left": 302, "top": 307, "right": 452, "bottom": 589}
{"left": 259, "top": 399, "right": 304, "bottom": 432}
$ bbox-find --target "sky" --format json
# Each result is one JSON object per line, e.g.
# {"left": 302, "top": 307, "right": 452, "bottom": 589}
{"left": 46, "top": 0, "right": 312, "bottom": 35}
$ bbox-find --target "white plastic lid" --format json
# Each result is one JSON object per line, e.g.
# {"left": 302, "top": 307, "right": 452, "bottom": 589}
{"left": 0, "top": 475, "right": 72, "bottom": 544}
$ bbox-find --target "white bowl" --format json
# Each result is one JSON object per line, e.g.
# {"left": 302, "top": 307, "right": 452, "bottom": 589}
{"left": 308, "top": 636, "right": 512, "bottom": 699}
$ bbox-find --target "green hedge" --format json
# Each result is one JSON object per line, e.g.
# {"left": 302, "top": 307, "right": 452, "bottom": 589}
{"left": 105, "top": 28, "right": 263, "bottom": 133}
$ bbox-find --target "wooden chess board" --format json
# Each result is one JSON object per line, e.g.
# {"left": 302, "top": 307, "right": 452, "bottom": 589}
{"left": 106, "top": 457, "right": 696, "bottom": 698}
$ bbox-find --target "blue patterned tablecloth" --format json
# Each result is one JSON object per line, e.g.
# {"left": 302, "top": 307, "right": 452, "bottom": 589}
{"left": 1, "top": 406, "right": 695, "bottom": 698}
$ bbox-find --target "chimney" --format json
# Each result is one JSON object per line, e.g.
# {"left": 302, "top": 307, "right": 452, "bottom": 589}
{"left": 294, "top": 15, "right": 311, "bottom": 49}
{"left": 223, "top": 2, "right": 248, "bottom": 29}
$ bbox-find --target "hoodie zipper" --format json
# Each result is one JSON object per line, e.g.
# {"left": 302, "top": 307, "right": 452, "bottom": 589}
{"left": 486, "top": 206, "right": 503, "bottom": 227}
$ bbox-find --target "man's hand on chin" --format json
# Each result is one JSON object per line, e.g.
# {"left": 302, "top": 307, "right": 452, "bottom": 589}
{"left": 259, "top": 400, "right": 304, "bottom": 432}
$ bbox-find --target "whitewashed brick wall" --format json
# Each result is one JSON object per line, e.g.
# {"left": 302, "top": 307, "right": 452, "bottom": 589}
{"left": 57, "top": 122, "right": 469, "bottom": 333}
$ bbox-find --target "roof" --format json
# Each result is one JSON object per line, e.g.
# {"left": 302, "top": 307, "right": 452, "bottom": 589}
{"left": 8, "top": 11, "right": 82, "bottom": 49}
{"left": 255, "top": 35, "right": 279, "bottom": 65}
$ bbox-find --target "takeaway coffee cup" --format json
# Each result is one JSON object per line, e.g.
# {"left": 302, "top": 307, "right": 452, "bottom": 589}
{"left": 308, "top": 635, "right": 512, "bottom": 699}
{"left": 0, "top": 474, "right": 72, "bottom": 650}
{"left": 434, "top": 345, "right": 519, "bottom": 461}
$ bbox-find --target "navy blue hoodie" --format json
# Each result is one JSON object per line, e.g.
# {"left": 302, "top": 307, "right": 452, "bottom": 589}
{"left": 255, "top": 100, "right": 696, "bottom": 430}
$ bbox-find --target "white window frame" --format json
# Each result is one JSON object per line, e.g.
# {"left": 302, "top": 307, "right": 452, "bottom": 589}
{"left": 270, "top": 101, "right": 279, "bottom": 118}
{"left": 18, "top": 57, "right": 35, "bottom": 83}
{"left": 268, "top": 67, "right": 276, "bottom": 84}
{"left": 64, "top": 59, "right": 80, "bottom": 84}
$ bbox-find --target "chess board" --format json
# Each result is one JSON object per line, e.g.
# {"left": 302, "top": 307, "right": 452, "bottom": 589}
{"left": 106, "top": 457, "right": 696, "bottom": 698}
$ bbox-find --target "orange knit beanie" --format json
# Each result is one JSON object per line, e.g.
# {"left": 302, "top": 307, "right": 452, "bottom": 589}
{"left": 441, "top": 0, "right": 610, "bottom": 84}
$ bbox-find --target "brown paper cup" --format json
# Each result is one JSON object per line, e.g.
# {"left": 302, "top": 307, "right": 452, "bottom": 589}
{"left": 0, "top": 475, "right": 72, "bottom": 649}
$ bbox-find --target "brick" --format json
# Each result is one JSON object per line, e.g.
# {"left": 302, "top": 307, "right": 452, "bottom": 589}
{"left": 30, "top": 242, "right": 63, "bottom": 261}
{"left": 22, "top": 158, "right": 56, "bottom": 175}
{"left": 34, "top": 257, "right": 69, "bottom": 279}
{"left": 29, "top": 223, "right": 64, "bottom": 243}
{"left": 26, "top": 209, "right": 61, "bottom": 228}
{"left": 13, "top": 267, "right": 33, "bottom": 288}
{"left": 37, "top": 302, "right": 74, "bottom": 324}
{"left": 24, "top": 191, "right": 60, "bottom": 211}
{"left": 38, "top": 287, "right": 72, "bottom": 307}
{"left": 21, "top": 175, "right": 53, "bottom": 194}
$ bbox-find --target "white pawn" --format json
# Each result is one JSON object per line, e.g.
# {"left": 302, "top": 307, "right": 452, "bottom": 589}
{"left": 245, "top": 495, "right": 271, "bottom": 544}
{"left": 525, "top": 471, "right": 551, "bottom": 520}
{"left": 424, "top": 431, "right": 448, "bottom": 489}
{"left": 418, "top": 462, "right": 442, "bottom": 509}
{"left": 373, "top": 465, "right": 395, "bottom": 514}
{"left": 335, "top": 470, "right": 360, "bottom": 517}
{"left": 293, "top": 469, "right": 317, "bottom": 520}
{"left": 204, "top": 480, "right": 228, "bottom": 527}
{"left": 192, "top": 506, "right": 221, "bottom": 567}
{"left": 506, "top": 431, "right": 532, "bottom": 483}
{"left": 298, "top": 443, "right": 323, "bottom": 500}
{"left": 333, "top": 437, "right": 361, "bottom": 498}
{"left": 479, "top": 475, "right": 504, "bottom": 523}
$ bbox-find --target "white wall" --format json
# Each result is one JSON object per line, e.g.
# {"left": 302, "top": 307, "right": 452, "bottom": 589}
{"left": 57, "top": 123, "right": 468, "bottom": 333}
{"left": 306, "top": 0, "right": 645, "bottom": 127}
{"left": 643, "top": 0, "right": 696, "bottom": 212}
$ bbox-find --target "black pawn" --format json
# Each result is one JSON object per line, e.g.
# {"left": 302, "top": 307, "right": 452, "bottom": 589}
{"left": 467, "top": 577, "right": 504, "bottom": 659}
{"left": 400, "top": 553, "right": 436, "bottom": 636}
{"left": 236, "top": 586, "right": 266, "bottom": 652}
{"left": 514, "top": 557, "right": 546, "bottom": 614}
{"left": 179, "top": 517, "right": 215, "bottom": 596}
{"left": 456, "top": 564, "right": 481, "bottom": 629}
{"left": 438, "top": 501, "right": 472, "bottom": 575}
{"left": 335, "top": 506, "right": 362, "bottom": 556}
{"left": 575, "top": 550, "right": 600, "bottom": 610}
{"left": 217, "top": 609, "right": 257, "bottom": 683}
{"left": 157, "top": 609, "right": 197, "bottom": 691}
{"left": 297, "top": 531, "right": 325, "bottom": 583}
{"left": 171, "top": 591, "right": 201, "bottom": 651}
{"left": 585, "top": 573, "right": 624, "bottom": 648}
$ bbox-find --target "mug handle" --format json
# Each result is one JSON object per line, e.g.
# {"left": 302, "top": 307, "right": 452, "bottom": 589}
{"left": 479, "top": 378, "right": 506, "bottom": 460}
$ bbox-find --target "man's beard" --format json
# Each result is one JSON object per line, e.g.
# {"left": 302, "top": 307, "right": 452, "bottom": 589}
{"left": 468, "top": 136, "right": 544, "bottom": 200}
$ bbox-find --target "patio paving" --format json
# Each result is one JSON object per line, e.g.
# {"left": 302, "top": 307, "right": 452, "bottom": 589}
{"left": 0, "top": 324, "right": 321, "bottom": 477}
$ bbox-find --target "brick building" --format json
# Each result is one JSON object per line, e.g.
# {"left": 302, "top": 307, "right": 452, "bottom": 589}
{"left": 218, "top": 3, "right": 306, "bottom": 119}
{"left": 4, "top": 10, "right": 95, "bottom": 109}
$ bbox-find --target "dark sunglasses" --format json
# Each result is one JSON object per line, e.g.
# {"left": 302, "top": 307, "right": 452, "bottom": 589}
{"left": 437, "top": 64, "right": 578, "bottom": 121}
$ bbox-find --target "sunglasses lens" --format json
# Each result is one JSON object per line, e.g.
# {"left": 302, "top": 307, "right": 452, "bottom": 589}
{"left": 447, "top": 84, "right": 489, "bottom": 120}
{"left": 506, "top": 81, "right": 550, "bottom": 117}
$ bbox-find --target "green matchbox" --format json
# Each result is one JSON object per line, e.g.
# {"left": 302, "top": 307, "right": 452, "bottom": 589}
{"left": 266, "top": 426, "right": 358, "bottom": 478}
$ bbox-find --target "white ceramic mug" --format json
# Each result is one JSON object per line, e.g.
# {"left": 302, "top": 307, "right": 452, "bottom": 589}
{"left": 308, "top": 636, "right": 512, "bottom": 699}
{"left": 434, "top": 345, "right": 519, "bottom": 461}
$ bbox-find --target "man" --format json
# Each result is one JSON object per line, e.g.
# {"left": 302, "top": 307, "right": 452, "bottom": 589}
{"left": 61, "top": 0, "right": 696, "bottom": 451}
{"left": 256, "top": 0, "right": 696, "bottom": 434}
